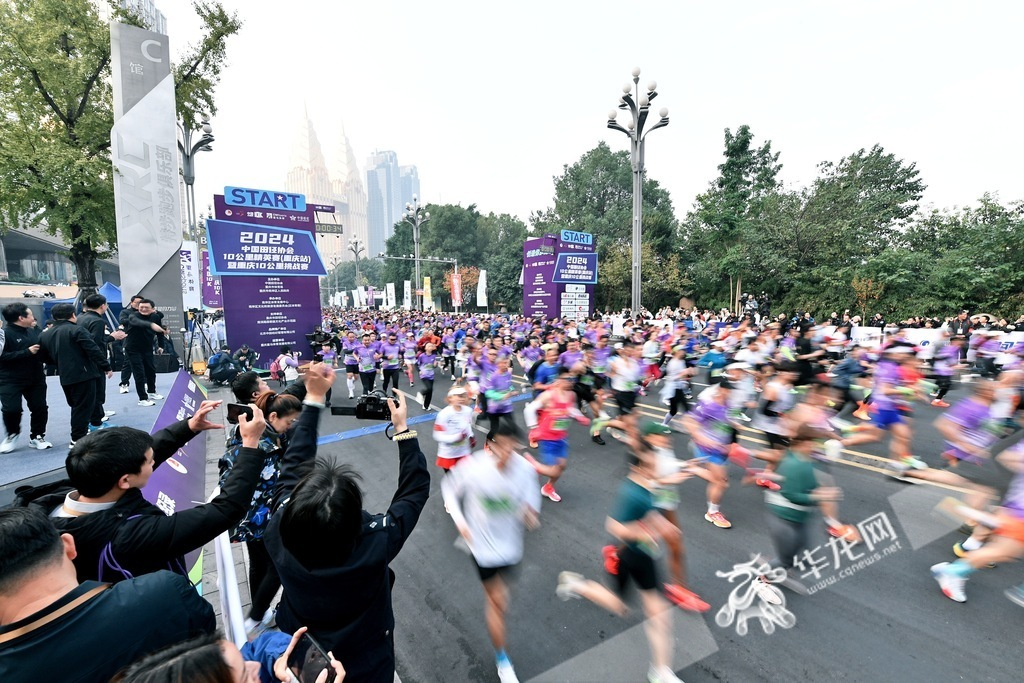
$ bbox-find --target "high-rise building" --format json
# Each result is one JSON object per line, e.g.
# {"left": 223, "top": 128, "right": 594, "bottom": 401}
{"left": 366, "top": 151, "right": 402, "bottom": 259}
{"left": 330, "top": 123, "right": 368, "bottom": 262}
{"left": 399, "top": 165, "right": 420, "bottom": 211}
{"left": 285, "top": 109, "right": 342, "bottom": 264}
{"left": 97, "top": 0, "right": 168, "bottom": 34}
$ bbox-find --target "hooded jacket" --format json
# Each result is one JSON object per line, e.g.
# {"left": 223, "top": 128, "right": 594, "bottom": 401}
{"left": 0, "top": 323, "right": 44, "bottom": 385}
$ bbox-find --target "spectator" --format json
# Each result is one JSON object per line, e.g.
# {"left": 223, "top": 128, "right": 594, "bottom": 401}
{"left": 116, "top": 295, "right": 143, "bottom": 394}
{"left": 209, "top": 345, "right": 242, "bottom": 385}
{"left": 0, "top": 302, "right": 50, "bottom": 453}
{"left": 79, "top": 294, "right": 127, "bottom": 426}
{"left": 265, "top": 365, "right": 430, "bottom": 682}
{"left": 0, "top": 507, "right": 215, "bottom": 683}
{"left": 232, "top": 371, "right": 307, "bottom": 405}
{"left": 218, "top": 391, "right": 302, "bottom": 639}
{"left": 38, "top": 303, "right": 113, "bottom": 447}
{"left": 124, "top": 299, "right": 168, "bottom": 406}
{"left": 15, "top": 401, "right": 268, "bottom": 583}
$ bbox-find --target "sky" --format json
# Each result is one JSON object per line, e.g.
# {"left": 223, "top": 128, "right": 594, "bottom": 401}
{"left": 159, "top": 0, "right": 1024, "bottom": 224}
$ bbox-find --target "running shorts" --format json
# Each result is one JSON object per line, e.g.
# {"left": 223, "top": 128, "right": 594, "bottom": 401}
{"left": 872, "top": 407, "right": 903, "bottom": 429}
{"left": 573, "top": 382, "right": 596, "bottom": 404}
{"left": 695, "top": 444, "right": 729, "bottom": 466}
{"left": 345, "top": 364, "right": 359, "bottom": 375}
{"left": 615, "top": 390, "right": 637, "bottom": 415}
{"left": 994, "top": 513, "right": 1024, "bottom": 544}
{"left": 475, "top": 561, "right": 519, "bottom": 583}
{"left": 613, "top": 545, "right": 658, "bottom": 594}
{"left": 538, "top": 439, "right": 569, "bottom": 465}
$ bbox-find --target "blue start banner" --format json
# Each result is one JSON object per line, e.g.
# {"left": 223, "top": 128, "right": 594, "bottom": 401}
{"left": 552, "top": 251, "right": 598, "bottom": 284}
{"left": 224, "top": 186, "right": 307, "bottom": 212}
{"left": 206, "top": 219, "right": 327, "bottom": 277}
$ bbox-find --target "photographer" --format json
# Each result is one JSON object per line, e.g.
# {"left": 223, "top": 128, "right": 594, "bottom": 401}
{"left": 233, "top": 344, "right": 257, "bottom": 372}
{"left": 208, "top": 346, "right": 241, "bottom": 386}
{"left": 265, "top": 365, "right": 430, "bottom": 683}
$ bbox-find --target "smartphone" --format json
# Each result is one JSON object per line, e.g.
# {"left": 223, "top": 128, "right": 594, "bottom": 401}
{"left": 287, "top": 631, "right": 332, "bottom": 683}
{"left": 226, "top": 403, "right": 254, "bottom": 424}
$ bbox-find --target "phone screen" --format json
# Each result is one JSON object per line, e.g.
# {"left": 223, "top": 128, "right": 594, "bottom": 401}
{"left": 287, "top": 632, "right": 332, "bottom": 683}
{"left": 226, "top": 403, "right": 254, "bottom": 424}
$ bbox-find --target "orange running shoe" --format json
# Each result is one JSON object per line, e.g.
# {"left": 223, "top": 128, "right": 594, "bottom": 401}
{"left": 602, "top": 545, "right": 620, "bottom": 575}
{"left": 664, "top": 584, "right": 711, "bottom": 612}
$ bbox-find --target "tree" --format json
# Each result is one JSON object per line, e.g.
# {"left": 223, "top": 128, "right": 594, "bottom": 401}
{"left": 851, "top": 275, "right": 885, "bottom": 322}
{"left": 0, "top": 0, "right": 241, "bottom": 296}
{"left": 680, "top": 125, "right": 782, "bottom": 309}
{"left": 598, "top": 241, "right": 690, "bottom": 311}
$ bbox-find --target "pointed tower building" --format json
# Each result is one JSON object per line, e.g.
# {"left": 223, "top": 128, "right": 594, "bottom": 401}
{"left": 285, "top": 108, "right": 342, "bottom": 264}
{"left": 330, "top": 122, "right": 369, "bottom": 261}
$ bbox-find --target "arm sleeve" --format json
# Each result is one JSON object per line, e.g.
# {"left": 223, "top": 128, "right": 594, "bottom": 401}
{"left": 385, "top": 438, "right": 431, "bottom": 562}
{"left": 171, "top": 572, "right": 217, "bottom": 635}
{"left": 77, "top": 327, "right": 110, "bottom": 371}
{"left": 150, "top": 420, "right": 203, "bottom": 468}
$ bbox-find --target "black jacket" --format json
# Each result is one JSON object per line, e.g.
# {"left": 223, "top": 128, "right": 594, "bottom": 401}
{"left": 39, "top": 319, "right": 110, "bottom": 385}
{"left": 266, "top": 406, "right": 430, "bottom": 683}
{"left": 124, "top": 311, "right": 160, "bottom": 352}
{"left": 0, "top": 571, "right": 215, "bottom": 683}
{"left": 78, "top": 309, "right": 117, "bottom": 348}
{"left": 17, "top": 419, "right": 265, "bottom": 583}
{"left": 0, "top": 323, "right": 44, "bottom": 385}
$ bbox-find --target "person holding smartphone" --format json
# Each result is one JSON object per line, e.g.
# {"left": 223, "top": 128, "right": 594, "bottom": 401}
{"left": 265, "top": 364, "right": 430, "bottom": 683}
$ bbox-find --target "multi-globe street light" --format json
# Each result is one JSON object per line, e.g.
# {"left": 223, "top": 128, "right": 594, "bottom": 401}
{"left": 403, "top": 196, "right": 430, "bottom": 310}
{"left": 348, "top": 237, "right": 365, "bottom": 289}
{"left": 177, "top": 117, "right": 214, "bottom": 243}
{"left": 606, "top": 67, "right": 669, "bottom": 314}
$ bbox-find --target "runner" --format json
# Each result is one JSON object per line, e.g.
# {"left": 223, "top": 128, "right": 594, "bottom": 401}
{"left": 432, "top": 387, "right": 475, "bottom": 472}
{"left": 610, "top": 341, "right": 643, "bottom": 416}
{"left": 682, "top": 382, "right": 736, "bottom": 529}
{"left": 341, "top": 330, "right": 359, "bottom": 399}
{"left": 555, "top": 436, "right": 686, "bottom": 683}
{"left": 481, "top": 354, "right": 517, "bottom": 441}
{"left": 523, "top": 368, "right": 589, "bottom": 503}
{"left": 379, "top": 332, "right": 403, "bottom": 393}
{"left": 441, "top": 421, "right": 540, "bottom": 683}
{"left": 416, "top": 342, "right": 440, "bottom": 411}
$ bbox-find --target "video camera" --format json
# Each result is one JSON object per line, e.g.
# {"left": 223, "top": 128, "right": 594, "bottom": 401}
{"left": 330, "top": 390, "right": 397, "bottom": 420}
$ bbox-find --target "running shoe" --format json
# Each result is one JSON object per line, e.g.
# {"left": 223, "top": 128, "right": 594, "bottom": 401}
{"left": 28, "top": 437, "right": 53, "bottom": 450}
{"left": 828, "top": 524, "right": 862, "bottom": 543}
{"left": 704, "top": 511, "right": 732, "bottom": 528}
{"left": 755, "top": 477, "right": 781, "bottom": 492}
{"left": 602, "top": 545, "right": 619, "bottom": 576}
{"left": 734, "top": 412, "right": 751, "bottom": 423}
{"left": 88, "top": 423, "right": 112, "bottom": 432}
{"left": 104, "top": 410, "right": 117, "bottom": 417}
{"left": 138, "top": 399, "right": 156, "bottom": 406}
{"left": 930, "top": 399, "right": 950, "bottom": 408}
{"left": 885, "top": 461, "right": 912, "bottom": 481}
{"left": 752, "top": 576, "right": 784, "bottom": 605}
{"left": 556, "top": 571, "right": 585, "bottom": 601}
{"left": 1005, "top": 585, "right": 1024, "bottom": 609}
{"left": 647, "top": 666, "right": 684, "bottom": 683}
{"left": 823, "top": 439, "right": 843, "bottom": 461}
{"left": 591, "top": 434, "right": 606, "bottom": 446}
{"left": 931, "top": 562, "right": 966, "bottom": 602}
{"left": 0, "top": 434, "right": 18, "bottom": 453}
{"left": 148, "top": 393, "right": 164, "bottom": 400}
{"left": 541, "top": 483, "right": 561, "bottom": 503}
{"left": 118, "top": 384, "right": 130, "bottom": 394}
{"left": 852, "top": 403, "right": 871, "bottom": 420}
{"left": 664, "top": 583, "right": 710, "bottom": 612}
{"left": 497, "top": 659, "right": 519, "bottom": 683}
{"left": 901, "top": 455, "right": 928, "bottom": 470}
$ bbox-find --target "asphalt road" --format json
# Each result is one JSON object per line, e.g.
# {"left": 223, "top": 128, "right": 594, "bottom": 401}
{"left": 306, "top": 373, "right": 1024, "bottom": 683}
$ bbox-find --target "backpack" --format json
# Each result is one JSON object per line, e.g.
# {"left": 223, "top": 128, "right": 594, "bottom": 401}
{"left": 269, "top": 355, "right": 282, "bottom": 380}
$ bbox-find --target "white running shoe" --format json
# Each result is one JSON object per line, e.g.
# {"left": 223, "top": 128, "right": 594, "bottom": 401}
{"left": 931, "top": 562, "right": 967, "bottom": 602}
{"left": 497, "top": 659, "right": 519, "bottom": 683}
{"left": 648, "top": 665, "right": 684, "bottom": 683}
{"left": 753, "top": 576, "right": 784, "bottom": 605}
{"left": 0, "top": 433, "right": 19, "bottom": 454}
{"left": 104, "top": 410, "right": 116, "bottom": 417}
{"left": 824, "top": 439, "right": 843, "bottom": 461}
{"left": 29, "top": 437, "right": 53, "bottom": 450}
{"left": 138, "top": 399, "right": 156, "bottom": 407}
{"left": 556, "top": 571, "right": 585, "bottom": 601}
{"left": 118, "top": 384, "right": 130, "bottom": 394}
{"left": 148, "top": 393, "right": 164, "bottom": 400}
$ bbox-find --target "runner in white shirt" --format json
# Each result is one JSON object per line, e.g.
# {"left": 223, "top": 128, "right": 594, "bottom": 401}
{"left": 441, "top": 421, "right": 541, "bottom": 683}
{"left": 432, "top": 387, "right": 475, "bottom": 472}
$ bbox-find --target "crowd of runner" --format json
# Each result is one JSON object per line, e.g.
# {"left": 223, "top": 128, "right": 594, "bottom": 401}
{"left": 3, "top": 304, "right": 1023, "bottom": 683}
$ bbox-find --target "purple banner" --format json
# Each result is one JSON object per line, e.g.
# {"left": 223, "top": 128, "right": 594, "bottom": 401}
{"left": 215, "top": 194, "right": 324, "bottom": 364}
{"left": 201, "top": 251, "right": 223, "bottom": 308}
{"left": 206, "top": 219, "right": 327, "bottom": 277}
{"left": 143, "top": 370, "right": 209, "bottom": 587}
{"left": 554, "top": 230, "right": 596, "bottom": 320}
{"left": 523, "top": 235, "right": 557, "bottom": 319}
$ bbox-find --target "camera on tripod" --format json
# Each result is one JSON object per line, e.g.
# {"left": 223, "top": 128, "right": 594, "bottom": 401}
{"left": 187, "top": 308, "right": 207, "bottom": 323}
{"left": 330, "top": 390, "right": 397, "bottom": 420}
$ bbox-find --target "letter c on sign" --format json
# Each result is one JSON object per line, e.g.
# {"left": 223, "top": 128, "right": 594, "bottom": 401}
{"left": 141, "top": 40, "right": 163, "bottom": 63}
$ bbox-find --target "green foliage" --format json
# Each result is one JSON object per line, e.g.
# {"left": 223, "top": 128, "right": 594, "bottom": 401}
{"left": 0, "top": 0, "right": 240, "bottom": 294}
{"left": 598, "top": 241, "right": 691, "bottom": 311}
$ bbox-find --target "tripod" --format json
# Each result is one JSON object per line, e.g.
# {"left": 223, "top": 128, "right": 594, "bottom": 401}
{"left": 182, "top": 314, "right": 215, "bottom": 371}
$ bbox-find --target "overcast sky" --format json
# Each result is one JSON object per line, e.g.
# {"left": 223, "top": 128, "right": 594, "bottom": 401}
{"left": 159, "top": 0, "right": 1024, "bottom": 224}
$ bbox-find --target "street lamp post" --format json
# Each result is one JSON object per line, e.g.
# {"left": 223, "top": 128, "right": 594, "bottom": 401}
{"left": 327, "top": 255, "right": 341, "bottom": 305}
{"left": 177, "top": 118, "right": 215, "bottom": 243}
{"left": 606, "top": 67, "right": 669, "bottom": 314}
{"left": 403, "top": 196, "right": 430, "bottom": 310}
{"left": 348, "top": 238, "right": 365, "bottom": 304}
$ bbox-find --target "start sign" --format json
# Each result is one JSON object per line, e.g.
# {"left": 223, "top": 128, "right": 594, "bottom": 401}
{"left": 225, "top": 186, "right": 306, "bottom": 212}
